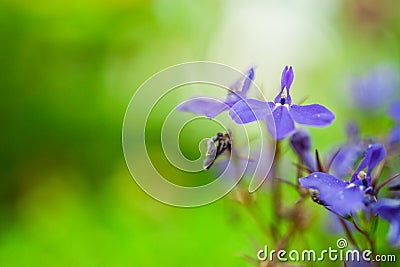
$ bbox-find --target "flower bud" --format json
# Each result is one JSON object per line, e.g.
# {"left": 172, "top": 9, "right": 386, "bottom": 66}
{"left": 290, "top": 129, "right": 311, "bottom": 155}
{"left": 290, "top": 130, "right": 316, "bottom": 172}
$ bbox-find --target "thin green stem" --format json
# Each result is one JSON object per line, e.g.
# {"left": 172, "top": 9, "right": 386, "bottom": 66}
{"left": 326, "top": 148, "right": 341, "bottom": 172}
{"left": 271, "top": 141, "right": 282, "bottom": 236}
{"left": 351, "top": 219, "right": 376, "bottom": 254}
{"left": 372, "top": 159, "right": 386, "bottom": 188}
{"left": 338, "top": 217, "right": 360, "bottom": 250}
{"left": 375, "top": 173, "right": 400, "bottom": 194}
{"left": 275, "top": 177, "right": 298, "bottom": 190}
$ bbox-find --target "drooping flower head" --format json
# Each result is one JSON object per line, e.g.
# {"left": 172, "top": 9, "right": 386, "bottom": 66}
{"left": 289, "top": 129, "right": 316, "bottom": 172}
{"left": 177, "top": 67, "right": 255, "bottom": 118}
{"left": 299, "top": 144, "right": 386, "bottom": 217}
{"left": 230, "top": 66, "right": 335, "bottom": 140}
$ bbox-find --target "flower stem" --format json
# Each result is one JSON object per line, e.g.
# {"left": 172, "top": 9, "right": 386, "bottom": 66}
{"left": 338, "top": 217, "right": 360, "bottom": 250}
{"left": 351, "top": 219, "right": 377, "bottom": 254}
{"left": 375, "top": 173, "right": 400, "bottom": 194}
{"left": 372, "top": 159, "right": 386, "bottom": 188}
{"left": 271, "top": 140, "right": 282, "bottom": 235}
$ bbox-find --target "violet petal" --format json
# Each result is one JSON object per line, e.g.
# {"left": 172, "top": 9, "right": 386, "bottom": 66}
{"left": 350, "top": 144, "right": 386, "bottom": 184}
{"left": 177, "top": 97, "right": 229, "bottom": 118}
{"left": 229, "top": 99, "right": 270, "bottom": 124}
{"left": 267, "top": 105, "right": 295, "bottom": 140}
{"left": 299, "top": 172, "right": 366, "bottom": 217}
{"left": 289, "top": 104, "right": 335, "bottom": 127}
{"left": 284, "top": 66, "right": 294, "bottom": 91}
{"left": 240, "top": 67, "right": 255, "bottom": 97}
{"left": 372, "top": 198, "right": 400, "bottom": 246}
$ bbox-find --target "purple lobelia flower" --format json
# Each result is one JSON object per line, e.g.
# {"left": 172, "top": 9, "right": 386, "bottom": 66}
{"left": 177, "top": 67, "right": 255, "bottom": 118}
{"left": 371, "top": 198, "right": 400, "bottom": 246}
{"left": 348, "top": 144, "right": 385, "bottom": 186}
{"left": 289, "top": 130, "right": 316, "bottom": 172}
{"left": 388, "top": 100, "right": 400, "bottom": 145}
{"left": 299, "top": 144, "right": 386, "bottom": 217}
{"left": 330, "top": 123, "right": 365, "bottom": 179}
{"left": 350, "top": 64, "right": 399, "bottom": 111}
{"left": 230, "top": 66, "right": 335, "bottom": 140}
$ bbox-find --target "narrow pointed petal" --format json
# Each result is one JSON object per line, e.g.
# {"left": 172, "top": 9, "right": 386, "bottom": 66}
{"left": 286, "top": 92, "right": 292, "bottom": 106}
{"left": 284, "top": 66, "right": 294, "bottom": 90}
{"left": 350, "top": 144, "right": 386, "bottom": 184}
{"left": 330, "top": 143, "right": 364, "bottom": 179}
{"left": 299, "top": 172, "right": 366, "bottom": 217}
{"left": 229, "top": 99, "right": 269, "bottom": 124}
{"left": 226, "top": 67, "right": 255, "bottom": 103}
{"left": 280, "top": 66, "right": 288, "bottom": 90}
{"left": 267, "top": 105, "right": 295, "bottom": 140}
{"left": 290, "top": 104, "right": 335, "bottom": 127}
{"left": 177, "top": 97, "right": 229, "bottom": 118}
{"left": 364, "top": 144, "right": 386, "bottom": 175}
{"left": 277, "top": 66, "right": 295, "bottom": 105}
{"left": 240, "top": 67, "right": 255, "bottom": 97}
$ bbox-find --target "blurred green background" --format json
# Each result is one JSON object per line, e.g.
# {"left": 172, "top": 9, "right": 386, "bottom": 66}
{"left": 1, "top": 0, "right": 400, "bottom": 266}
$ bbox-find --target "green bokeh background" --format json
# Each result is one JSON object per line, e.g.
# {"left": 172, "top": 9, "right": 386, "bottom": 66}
{"left": 2, "top": 0, "right": 400, "bottom": 266}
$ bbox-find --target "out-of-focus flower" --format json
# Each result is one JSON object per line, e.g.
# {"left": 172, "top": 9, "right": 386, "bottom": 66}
{"left": 328, "top": 214, "right": 354, "bottom": 234}
{"left": 330, "top": 123, "right": 365, "bottom": 179}
{"left": 388, "top": 100, "right": 400, "bottom": 145}
{"left": 230, "top": 66, "right": 335, "bottom": 140}
{"left": 371, "top": 198, "right": 400, "bottom": 246}
{"left": 299, "top": 144, "right": 386, "bottom": 217}
{"left": 345, "top": 255, "right": 374, "bottom": 267}
{"left": 177, "top": 67, "right": 255, "bottom": 118}
{"left": 344, "top": 0, "right": 396, "bottom": 36}
{"left": 290, "top": 129, "right": 316, "bottom": 171}
{"left": 350, "top": 64, "right": 399, "bottom": 110}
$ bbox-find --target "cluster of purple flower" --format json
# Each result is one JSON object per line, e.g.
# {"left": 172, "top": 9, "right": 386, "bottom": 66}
{"left": 179, "top": 66, "right": 335, "bottom": 139}
{"left": 179, "top": 65, "right": 400, "bottom": 250}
